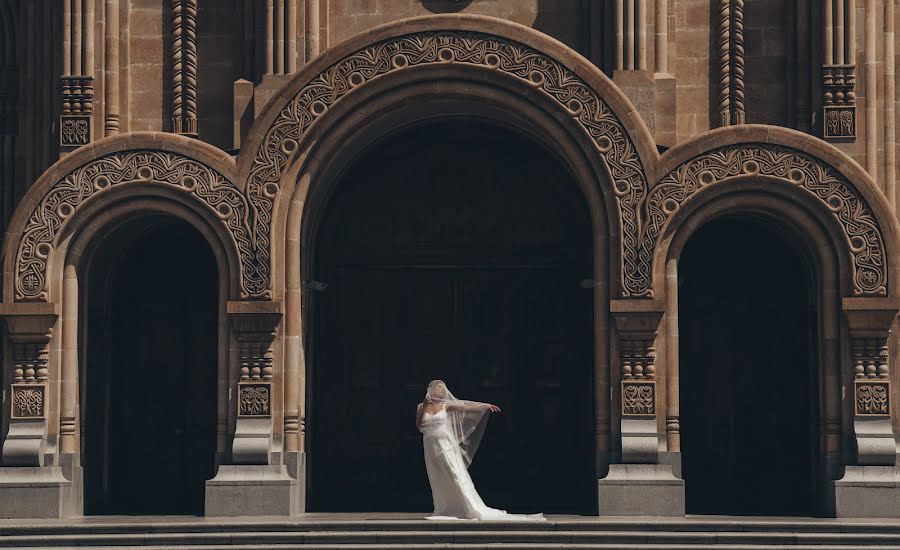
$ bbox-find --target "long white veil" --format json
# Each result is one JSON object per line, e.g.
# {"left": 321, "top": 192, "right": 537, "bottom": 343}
{"left": 423, "top": 380, "right": 491, "bottom": 467}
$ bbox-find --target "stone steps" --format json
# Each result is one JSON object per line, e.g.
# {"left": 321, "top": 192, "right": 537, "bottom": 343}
{"left": 2, "top": 518, "right": 900, "bottom": 549}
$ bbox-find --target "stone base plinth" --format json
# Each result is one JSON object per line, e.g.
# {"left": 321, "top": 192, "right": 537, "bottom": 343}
{"left": 831, "top": 466, "right": 900, "bottom": 518}
{"left": 205, "top": 465, "right": 299, "bottom": 516}
{"left": 597, "top": 464, "right": 685, "bottom": 516}
{"left": 0, "top": 466, "right": 77, "bottom": 518}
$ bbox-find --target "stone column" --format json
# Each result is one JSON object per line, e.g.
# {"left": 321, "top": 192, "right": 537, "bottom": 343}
{"left": 718, "top": 0, "right": 745, "bottom": 126}
{"left": 171, "top": 0, "right": 198, "bottom": 136}
{"left": 832, "top": 298, "right": 900, "bottom": 518}
{"left": 205, "top": 301, "right": 299, "bottom": 517}
{"left": 103, "top": 0, "right": 120, "bottom": 135}
{"left": 598, "top": 300, "right": 684, "bottom": 516}
{"left": 60, "top": 0, "right": 95, "bottom": 151}
{"left": 823, "top": 0, "right": 858, "bottom": 140}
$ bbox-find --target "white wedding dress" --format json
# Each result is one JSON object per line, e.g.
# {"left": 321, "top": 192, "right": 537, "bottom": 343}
{"left": 420, "top": 406, "right": 545, "bottom": 521}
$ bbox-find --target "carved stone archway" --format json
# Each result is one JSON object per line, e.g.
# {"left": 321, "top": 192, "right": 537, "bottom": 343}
{"left": 238, "top": 14, "right": 660, "bottom": 300}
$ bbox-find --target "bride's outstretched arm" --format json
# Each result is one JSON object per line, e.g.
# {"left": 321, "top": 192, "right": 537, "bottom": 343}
{"left": 446, "top": 402, "right": 501, "bottom": 413}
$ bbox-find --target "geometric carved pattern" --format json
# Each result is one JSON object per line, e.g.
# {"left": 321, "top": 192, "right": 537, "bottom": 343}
{"left": 11, "top": 383, "right": 46, "bottom": 419}
{"left": 238, "top": 382, "right": 271, "bottom": 417}
{"left": 622, "top": 380, "right": 655, "bottom": 416}
{"left": 648, "top": 144, "right": 887, "bottom": 296}
{"left": 855, "top": 380, "right": 890, "bottom": 416}
{"left": 15, "top": 151, "right": 256, "bottom": 301}
{"left": 246, "top": 31, "right": 650, "bottom": 298}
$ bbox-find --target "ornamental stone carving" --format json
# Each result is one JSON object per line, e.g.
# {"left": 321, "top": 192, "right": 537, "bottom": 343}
{"left": 649, "top": 144, "right": 887, "bottom": 296}
{"left": 245, "top": 30, "right": 651, "bottom": 298}
{"left": 15, "top": 151, "right": 257, "bottom": 301}
{"left": 11, "top": 384, "right": 45, "bottom": 419}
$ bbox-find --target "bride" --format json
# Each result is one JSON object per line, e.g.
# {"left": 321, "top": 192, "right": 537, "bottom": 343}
{"left": 415, "top": 380, "right": 545, "bottom": 521}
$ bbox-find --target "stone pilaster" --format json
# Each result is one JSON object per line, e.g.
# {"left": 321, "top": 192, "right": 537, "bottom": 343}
{"left": 598, "top": 300, "right": 684, "bottom": 516}
{"left": 0, "top": 304, "right": 57, "bottom": 467}
{"left": 205, "top": 300, "right": 299, "bottom": 517}
{"left": 229, "top": 301, "right": 281, "bottom": 465}
{"left": 832, "top": 298, "right": 900, "bottom": 518}
{"left": 60, "top": 0, "right": 95, "bottom": 152}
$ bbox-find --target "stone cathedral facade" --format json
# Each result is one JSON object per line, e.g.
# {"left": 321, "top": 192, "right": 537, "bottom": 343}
{"left": 0, "top": 0, "right": 899, "bottom": 519}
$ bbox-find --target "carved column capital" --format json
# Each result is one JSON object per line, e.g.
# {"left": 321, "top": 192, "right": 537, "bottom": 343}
{"left": 59, "top": 75, "right": 93, "bottom": 148}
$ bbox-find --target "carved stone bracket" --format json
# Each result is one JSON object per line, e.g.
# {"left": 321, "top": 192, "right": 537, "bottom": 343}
{"left": 228, "top": 301, "right": 282, "bottom": 465}
{"left": 60, "top": 76, "right": 93, "bottom": 148}
{"left": 823, "top": 64, "right": 856, "bottom": 140}
{"left": 611, "top": 300, "right": 664, "bottom": 464}
{"left": 0, "top": 303, "right": 58, "bottom": 466}
{"left": 843, "top": 297, "right": 899, "bottom": 465}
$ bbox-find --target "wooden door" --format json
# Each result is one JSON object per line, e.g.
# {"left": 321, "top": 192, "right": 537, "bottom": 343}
{"left": 679, "top": 218, "right": 815, "bottom": 516}
{"left": 308, "top": 121, "right": 595, "bottom": 514}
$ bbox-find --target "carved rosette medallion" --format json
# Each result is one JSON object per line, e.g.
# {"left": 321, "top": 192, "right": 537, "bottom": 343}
{"left": 238, "top": 382, "right": 272, "bottom": 417}
{"left": 15, "top": 151, "right": 257, "bottom": 301}
{"left": 855, "top": 381, "right": 890, "bottom": 416}
{"left": 11, "top": 383, "right": 46, "bottom": 419}
{"left": 246, "top": 30, "right": 650, "bottom": 298}
{"left": 649, "top": 145, "right": 887, "bottom": 296}
{"left": 622, "top": 380, "right": 656, "bottom": 417}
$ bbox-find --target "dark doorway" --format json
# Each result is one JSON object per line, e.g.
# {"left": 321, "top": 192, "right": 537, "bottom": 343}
{"left": 679, "top": 217, "right": 818, "bottom": 516}
{"left": 84, "top": 221, "right": 218, "bottom": 515}
{"left": 309, "top": 120, "right": 596, "bottom": 514}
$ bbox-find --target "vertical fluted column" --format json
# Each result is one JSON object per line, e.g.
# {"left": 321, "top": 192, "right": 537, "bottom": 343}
{"left": 823, "top": 0, "right": 858, "bottom": 140}
{"left": 265, "top": 1, "right": 300, "bottom": 72}
{"left": 171, "top": 0, "right": 198, "bottom": 137}
{"left": 103, "top": 0, "right": 119, "bottom": 135}
{"left": 60, "top": 0, "right": 94, "bottom": 150}
{"left": 615, "top": 0, "right": 647, "bottom": 71}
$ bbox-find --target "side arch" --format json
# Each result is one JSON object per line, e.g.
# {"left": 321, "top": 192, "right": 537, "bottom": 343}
{"left": 2, "top": 133, "right": 251, "bottom": 302}
{"left": 650, "top": 126, "right": 900, "bottom": 299}
{"left": 237, "top": 13, "right": 659, "bottom": 299}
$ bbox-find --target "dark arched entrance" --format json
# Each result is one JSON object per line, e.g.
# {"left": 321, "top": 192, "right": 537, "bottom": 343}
{"left": 309, "top": 120, "right": 596, "bottom": 514}
{"left": 83, "top": 219, "right": 218, "bottom": 515}
{"left": 679, "top": 217, "right": 819, "bottom": 516}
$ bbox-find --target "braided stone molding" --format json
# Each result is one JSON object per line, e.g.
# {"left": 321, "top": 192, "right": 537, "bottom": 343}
{"left": 15, "top": 151, "right": 254, "bottom": 301}
{"left": 718, "top": 0, "right": 731, "bottom": 126}
{"left": 171, "top": 0, "right": 198, "bottom": 136}
{"left": 246, "top": 31, "right": 650, "bottom": 297}
{"left": 647, "top": 144, "right": 887, "bottom": 296}
{"left": 731, "top": 0, "right": 745, "bottom": 124}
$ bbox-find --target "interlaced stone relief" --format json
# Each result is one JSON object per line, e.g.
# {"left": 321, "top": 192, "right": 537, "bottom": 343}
{"left": 239, "top": 383, "right": 271, "bottom": 416}
{"left": 245, "top": 30, "right": 651, "bottom": 297}
{"left": 15, "top": 151, "right": 255, "bottom": 301}
{"left": 855, "top": 381, "right": 890, "bottom": 416}
{"left": 11, "top": 384, "right": 45, "bottom": 419}
{"left": 648, "top": 144, "right": 887, "bottom": 296}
